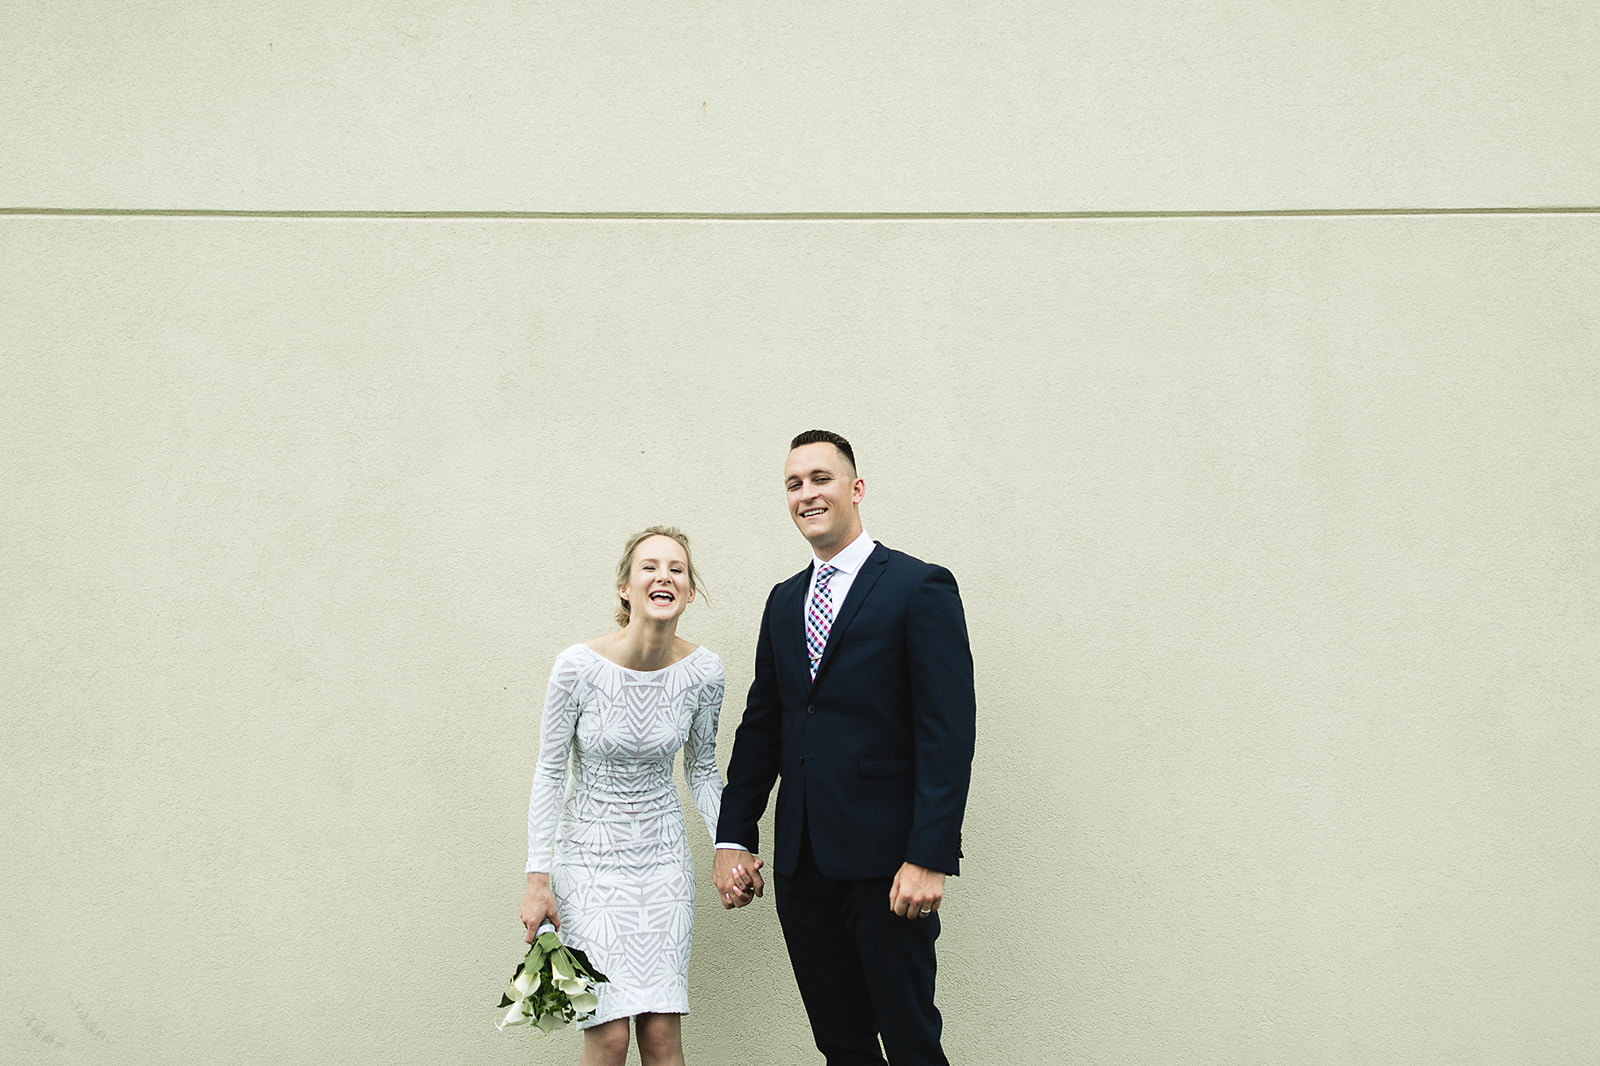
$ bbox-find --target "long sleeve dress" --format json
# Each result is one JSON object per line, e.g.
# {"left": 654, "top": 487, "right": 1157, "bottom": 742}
{"left": 526, "top": 643, "right": 725, "bottom": 1027}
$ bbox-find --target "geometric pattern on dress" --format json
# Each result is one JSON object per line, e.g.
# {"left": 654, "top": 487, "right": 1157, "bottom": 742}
{"left": 525, "top": 643, "right": 725, "bottom": 1027}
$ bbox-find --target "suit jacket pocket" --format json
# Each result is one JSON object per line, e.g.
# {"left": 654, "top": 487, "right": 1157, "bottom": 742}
{"left": 858, "top": 758, "right": 913, "bottom": 778}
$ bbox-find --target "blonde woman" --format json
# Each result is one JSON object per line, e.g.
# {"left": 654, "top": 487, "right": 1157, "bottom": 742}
{"left": 521, "top": 526, "right": 755, "bottom": 1066}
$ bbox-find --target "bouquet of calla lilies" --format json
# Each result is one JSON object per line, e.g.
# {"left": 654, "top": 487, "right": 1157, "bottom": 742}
{"left": 496, "top": 923, "right": 609, "bottom": 1035}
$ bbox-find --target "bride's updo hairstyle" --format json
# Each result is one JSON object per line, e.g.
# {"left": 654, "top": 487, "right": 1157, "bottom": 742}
{"left": 614, "top": 525, "right": 705, "bottom": 627}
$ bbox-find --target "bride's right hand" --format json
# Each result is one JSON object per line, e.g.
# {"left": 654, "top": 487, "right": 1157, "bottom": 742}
{"left": 521, "top": 873, "right": 560, "bottom": 941}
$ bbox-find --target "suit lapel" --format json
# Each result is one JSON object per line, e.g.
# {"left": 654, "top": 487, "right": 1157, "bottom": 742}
{"left": 776, "top": 566, "right": 812, "bottom": 694}
{"left": 811, "top": 542, "right": 888, "bottom": 690}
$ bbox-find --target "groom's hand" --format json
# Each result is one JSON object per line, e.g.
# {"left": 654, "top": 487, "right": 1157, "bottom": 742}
{"left": 890, "top": 862, "right": 945, "bottom": 921}
{"left": 713, "top": 847, "right": 764, "bottom": 908}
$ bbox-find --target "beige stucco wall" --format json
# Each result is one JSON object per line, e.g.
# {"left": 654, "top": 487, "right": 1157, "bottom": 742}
{"left": 5, "top": 3, "right": 1599, "bottom": 212}
{"left": 5, "top": 7, "right": 1598, "bottom": 1066}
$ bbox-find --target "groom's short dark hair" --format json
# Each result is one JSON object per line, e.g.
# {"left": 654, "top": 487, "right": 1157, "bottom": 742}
{"left": 789, "top": 430, "right": 856, "bottom": 473}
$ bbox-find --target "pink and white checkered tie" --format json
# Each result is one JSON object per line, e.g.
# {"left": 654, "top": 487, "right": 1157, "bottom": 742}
{"left": 806, "top": 563, "right": 838, "bottom": 681}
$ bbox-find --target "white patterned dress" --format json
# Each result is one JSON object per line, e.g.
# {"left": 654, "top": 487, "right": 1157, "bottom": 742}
{"left": 526, "top": 643, "right": 725, "bottom": 1027}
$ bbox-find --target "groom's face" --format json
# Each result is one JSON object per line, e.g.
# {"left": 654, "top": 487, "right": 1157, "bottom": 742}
{"left": 785, "top": 442, "right": 864, "bottom": 555}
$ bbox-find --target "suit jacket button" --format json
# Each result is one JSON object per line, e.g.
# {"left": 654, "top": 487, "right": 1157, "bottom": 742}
{"left": 806, "top": 704, "right": 815, "bottom": 715}
{"left": 798, "top": 755, "right": 806, "bottom": 765}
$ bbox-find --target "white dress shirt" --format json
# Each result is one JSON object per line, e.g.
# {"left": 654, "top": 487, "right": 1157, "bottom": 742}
{"left": 802, "top": 528, "right": 875, "bottom": 636}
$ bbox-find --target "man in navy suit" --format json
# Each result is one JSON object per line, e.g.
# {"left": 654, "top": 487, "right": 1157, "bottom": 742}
{"left": 713, "top": 430, "right": 977, "bottom": 1066}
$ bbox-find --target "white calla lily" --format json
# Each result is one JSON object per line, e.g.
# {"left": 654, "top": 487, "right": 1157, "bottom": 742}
{"left": 496, "top": 1000, "right": 530, "bottom": 1030}
{"left": 512, "top": 968, "right": 539, "bottom": 998}
{"left": 568, "top": 991, "right": 599, "bottom": 1014}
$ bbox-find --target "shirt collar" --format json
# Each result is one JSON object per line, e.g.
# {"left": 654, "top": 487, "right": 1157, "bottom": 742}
{"left": 814, "top": 529, "right": 875, "bottom": 577}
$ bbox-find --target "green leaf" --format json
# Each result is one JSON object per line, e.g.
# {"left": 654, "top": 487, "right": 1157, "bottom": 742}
{"left": 565, "top": 945, "right": 609, "bottom": 983}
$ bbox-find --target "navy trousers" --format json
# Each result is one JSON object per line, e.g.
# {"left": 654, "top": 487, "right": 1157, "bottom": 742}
{"left": 774, "top": 829, "right": 948, "bottom": 1066}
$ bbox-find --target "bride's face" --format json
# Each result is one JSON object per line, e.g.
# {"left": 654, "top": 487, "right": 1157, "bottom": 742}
{"left": 621, "top": 535, "right": 695, "bottom": 624}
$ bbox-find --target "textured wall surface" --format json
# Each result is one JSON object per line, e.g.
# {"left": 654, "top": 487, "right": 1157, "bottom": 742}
{"left": 5, "top": 2, "right": 1599, "bottom": 212}
{"left": 5, "top": 6, "right": 1599, "bottom": 1066}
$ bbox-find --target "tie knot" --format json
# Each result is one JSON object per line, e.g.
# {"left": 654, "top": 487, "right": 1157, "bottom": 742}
{"left": 815, "top": 563, "right": 837, "bottom": 587}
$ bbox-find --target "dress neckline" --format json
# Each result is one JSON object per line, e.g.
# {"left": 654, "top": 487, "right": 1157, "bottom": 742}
{"left": 579, "top": 642, "right": 705, "bottom": 676}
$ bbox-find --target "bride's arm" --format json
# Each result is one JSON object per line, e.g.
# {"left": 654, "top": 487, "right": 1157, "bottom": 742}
{"left": 522, "top": 649, "right": 582, "bottom": 937}
{"left": 683, "top": 658, "right": 726, "bottom": 841}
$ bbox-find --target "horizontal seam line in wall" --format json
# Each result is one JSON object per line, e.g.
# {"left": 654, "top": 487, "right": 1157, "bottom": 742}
{"left": 2, "top": 207, "right": 1600, "bottom": 220}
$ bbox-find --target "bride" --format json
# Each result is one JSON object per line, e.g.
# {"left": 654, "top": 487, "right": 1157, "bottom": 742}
{"left": 521, "top": 526, "right": 757, "bottom": 1066}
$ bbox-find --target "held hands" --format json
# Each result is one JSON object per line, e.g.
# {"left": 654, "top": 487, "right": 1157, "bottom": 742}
{"left": 521, "top": 873, "right": 560, "bottom": 942}
{"left": 712, "top": 848, "right": 765, "bottom": 909}
{"left": 889, "top": 862, "right": 945, "bottom": 921}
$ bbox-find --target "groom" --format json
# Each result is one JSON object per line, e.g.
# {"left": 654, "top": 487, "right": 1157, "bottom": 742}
{"left": 714, "top": 430, "right": 977, "bottom": 1066}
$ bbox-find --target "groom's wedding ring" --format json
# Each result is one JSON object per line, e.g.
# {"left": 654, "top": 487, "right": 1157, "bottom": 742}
{"left": 919, "top": 907, "right": 932, "bottom": 915}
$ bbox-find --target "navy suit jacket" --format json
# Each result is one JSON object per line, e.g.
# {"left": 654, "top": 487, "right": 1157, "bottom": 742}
{"left": 718, "top": 543, "right": 976, "bottom": 879}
